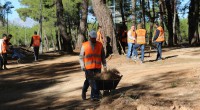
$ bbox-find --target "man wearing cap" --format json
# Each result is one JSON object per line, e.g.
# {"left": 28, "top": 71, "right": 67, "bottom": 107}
{"left": 79, "top": 30, "right": 107, "bottom": 101}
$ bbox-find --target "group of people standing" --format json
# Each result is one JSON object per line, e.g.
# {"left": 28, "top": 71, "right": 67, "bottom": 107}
{"left": 0, "top": 34, "right": 12, "bottom": 70}
{"left": 123, "top": 23, "right": 165, "bottom": 63}
{"left": 79, "top": 23, "right": 165, "bottom": 101}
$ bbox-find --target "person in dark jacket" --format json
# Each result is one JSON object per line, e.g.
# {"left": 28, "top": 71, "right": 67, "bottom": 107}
{"left": 153, "top": 23, "right": 165, "bottom": 61}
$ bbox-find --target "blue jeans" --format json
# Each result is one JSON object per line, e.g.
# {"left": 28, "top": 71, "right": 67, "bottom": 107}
{"left": 154, "top": 42, "right": 162, "bottom": 60}
{"left": 127, "top": 43, "right": 136, "bottom": 58}
{"left": 82, "top": 69, "right": 101, "bottom": 99}
{"left": 134, "top": 44, "right": 145, "bottom": 61}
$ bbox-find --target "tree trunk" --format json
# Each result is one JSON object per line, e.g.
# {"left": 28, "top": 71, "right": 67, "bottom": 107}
{"left": 56, "top": 0, "right": 73, "bottom": 53}
{"left": 147, "top": 0, "right": 155, "bottom": 45}
{"left": 131, "top": 0, "right": 136, "bottom": 26}
{"left": 55, "top": 30, "right": 61, "bottom": 51}
{"left": 91, "top": 0, "right": 117, "bottom": 53}
{"left": 159, "top": 0, "right": 165, "bottom": 28}
{"left": 51, "top": 33, "right": 56, "bottom": 51}
{"left": 165, "top": 0, "right": 173, "bottom": 46}
{"left": 173, "top": 0, "right": 177, "bottom": 45}
{"left": 188, "top": 0, "right": 199, "bottom": 45}
{"left": 119, "top": 0, "right": 126, "bottom": 27}
{"left": 141, "top": 0, "right": 146, "bottom": 28}
{"left": 76, "top": 0, "right": 88, "bottom": 50}
{"left": 44, "top": 30, "right": 49, "bottom": 51}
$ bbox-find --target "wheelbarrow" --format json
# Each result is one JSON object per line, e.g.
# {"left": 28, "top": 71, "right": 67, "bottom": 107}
{"left": 95, "top": 75, "right": 123, "bottom": 96}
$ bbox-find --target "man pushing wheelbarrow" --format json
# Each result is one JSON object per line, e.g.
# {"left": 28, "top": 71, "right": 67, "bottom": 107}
{"left": 79, "top": 30, "right": 122, "bottom": 101}
{"left": 79, "top": 30, "right": 107, "bottom": 101}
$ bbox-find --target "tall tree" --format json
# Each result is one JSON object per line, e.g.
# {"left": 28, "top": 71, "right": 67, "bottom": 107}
{"left": 91, "top": 0, "right": 117, "bottom": 53}
{"left": 131, "top": 0, "right": 136, "bottom": 26}
{"left": 76, "top": 0, "right": 88, "bottom": 50}
{"left": 159, "top": 0, "right": 165, "bottom": 28}
{"left": 165, "top": 0, "right": 174, "bottom": 46}
{"left": 188, "top": 0, "right": 199, "bottom": 45}
{"left": 147, "top": 0, "right": 156, "bottom": 45}
{"left": 173, "top": 0, "right": 177, "bottom": 44}
{"left": 56, "top": 0, "right": 73, "bottom": 52}
{"left": 119, "top": 0, "right": 126, "bottom": 27}
{"left": 140, "top": 0, "right": 146, "bottom": 28}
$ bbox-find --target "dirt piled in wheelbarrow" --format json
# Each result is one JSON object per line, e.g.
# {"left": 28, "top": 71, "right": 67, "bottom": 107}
{"left": 94, "top": 69, "right": 122, "bottom": 80}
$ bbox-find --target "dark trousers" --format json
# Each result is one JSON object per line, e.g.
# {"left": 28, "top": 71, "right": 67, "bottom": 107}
{"left": 82, "top": 69, "right": 101, "bottom": 99}
{"left": 154, "top": 42, "right": 162, "bottom": 60}
{"left": 0, "top": 53, "right": 7, "bottom": 69}
{"left": 0, "top": 55, "right": 3, "bottom": 69}
{"left": 33, "top": 47, "right": 39, "bottom": 61}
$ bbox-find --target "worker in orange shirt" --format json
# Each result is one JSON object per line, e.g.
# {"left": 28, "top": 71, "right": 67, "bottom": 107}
{"left": 0, "top": 34, "right": 8, "bottom": 70}
{"left": 30, "top": 31, "right": 41, "bottom": 61}
{"left": 134, "top": 24, "right": 147, "bottom": 63}
{"left": 96, "top": 26, "right": 105, "bottom": 45}
{"left": 153, "top": 23, "right": 165, "bottom": 61}
{"left": 127, "top": 25, "right": 137, "bottom": 59}
{"left": 79, "top": 30, "right": 107, "bottom": 101}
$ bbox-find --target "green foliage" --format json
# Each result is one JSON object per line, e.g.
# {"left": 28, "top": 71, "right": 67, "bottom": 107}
{"left": 16, "top": 0, "right": 83, "bottom": 48}
{"left": 0, "top": 24, "right": 38, "bottom": 46}
{"left": 180, "top": 18, "right": 188, "bottom": 42}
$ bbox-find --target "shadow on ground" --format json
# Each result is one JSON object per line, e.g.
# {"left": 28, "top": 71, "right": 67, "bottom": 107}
{"left": 0, "top": 55, "right": 81, "bottom": 110}
{"left": 63, "top": 68, "right": 199, "bottom": 109}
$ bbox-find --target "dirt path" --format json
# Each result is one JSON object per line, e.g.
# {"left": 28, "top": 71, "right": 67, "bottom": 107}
{"left": 0, "top": 47, "right": 200, "bottom": 110}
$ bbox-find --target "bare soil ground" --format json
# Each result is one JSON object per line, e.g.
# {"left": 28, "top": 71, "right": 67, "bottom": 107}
{"left": 0, "top": 47, "right": 200, "bottom": 110}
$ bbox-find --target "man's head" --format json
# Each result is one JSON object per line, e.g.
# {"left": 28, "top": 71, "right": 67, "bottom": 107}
{"left": 89, "top": 30, "right": 97, "bottom": 43}
{"left": 34, "top": 31, "right": 37, "bottom": 35}
{"left": 8, "top": 34, "right": 12, "bottom": 40}
{"left": 131, "top": 26, "right": 135, "bottom": 31}
{"left": 2, "top": 34, "right": 7, "bottom": 40}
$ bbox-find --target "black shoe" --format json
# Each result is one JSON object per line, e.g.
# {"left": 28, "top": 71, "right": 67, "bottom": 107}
{"left": 82, "top": 92, "right": 86, "bottom": 100}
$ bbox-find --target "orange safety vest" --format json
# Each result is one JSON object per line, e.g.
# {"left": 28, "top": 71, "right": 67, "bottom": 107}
{"left": 83, "top": 41, "right": 103, "bottom": 70}
{"left": 2, "top": 41, "right": 7, "bottom": 54}
{"left": 136, "top": 29, "right": 146, "bottom": 44}
{"left": 32, "top": 35, "right": 41, "bottom": 47}
{"left": 96, "top": 30, "right": 104, "bottom": 44}
{"left": 121, "top": 31, "right": 127, "bottom": 43}
{"left": 155, "top": 26, "right": 165, "bottom": 42}
{"left": 127, "top": 29, "right": 136, "bottom": 43}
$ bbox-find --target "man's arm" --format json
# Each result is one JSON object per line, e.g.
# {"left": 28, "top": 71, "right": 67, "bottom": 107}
{"left": 79, "top": 46, "right": 85, "bottom": 71}
{"left": 153, "top": 30, "right": 160, "bottom": 41}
